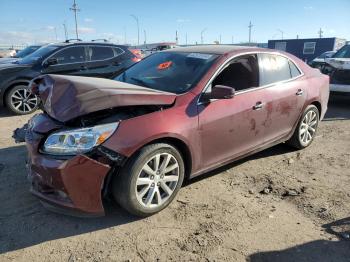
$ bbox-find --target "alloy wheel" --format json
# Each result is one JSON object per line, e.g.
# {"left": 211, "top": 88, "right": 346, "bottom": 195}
{"left": 135, "top": 153, "right": 180, "bottom": 208}
{"left": 299, "top": 110, "right": 318, "bottom": 145}
{"left": 10, "top": 88, "right": 38, "bottom": 113}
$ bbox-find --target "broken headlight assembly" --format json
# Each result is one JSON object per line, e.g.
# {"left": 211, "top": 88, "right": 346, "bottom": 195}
{"left": 42, "top": 122, "right": 119, "bottom": 155}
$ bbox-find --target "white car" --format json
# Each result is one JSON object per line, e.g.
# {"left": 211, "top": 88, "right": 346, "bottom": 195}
{"left": 322, "top": 45, "right": 350, "bottom": 93}
{"left": 0, "top": 48, "right": 16, "bottom": 58}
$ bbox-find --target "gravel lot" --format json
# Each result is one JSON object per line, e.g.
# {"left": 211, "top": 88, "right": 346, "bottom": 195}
{"left": 0, "top": 94, "right": 349, "bottom": 262}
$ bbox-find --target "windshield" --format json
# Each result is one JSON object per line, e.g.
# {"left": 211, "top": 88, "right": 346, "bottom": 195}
{"left": 114, "top": 52, "right": 218, "bottom": 94}
{"left": 18, "top": 45, "right": 58, "bottom": 64}
{"left": 333, "top": 45, "right": 350, "bottom": 58}
{"left": 14, "top": 46, "right": 41, "bottom": 58}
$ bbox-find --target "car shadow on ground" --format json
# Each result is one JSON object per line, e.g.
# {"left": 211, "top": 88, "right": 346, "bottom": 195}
{"left": 247, "top": 217, "right": 350, "bottom": 262}
{"left": 324, "top": 93, "right": 350, "bottom": 121}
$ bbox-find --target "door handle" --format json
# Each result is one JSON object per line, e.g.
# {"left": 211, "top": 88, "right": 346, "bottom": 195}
{"left": 80, "top": 66, "right": 87, "bottom": 71}
{"left": 296, "top": 89, "right": 304, "bottom": 96}
{"left": 253, "top": 101, "right": 263, "bottom": 110}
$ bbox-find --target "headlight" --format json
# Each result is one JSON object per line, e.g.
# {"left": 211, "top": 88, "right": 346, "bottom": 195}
{"left": 42, "top": 122, "right": 119, "bottom": 155}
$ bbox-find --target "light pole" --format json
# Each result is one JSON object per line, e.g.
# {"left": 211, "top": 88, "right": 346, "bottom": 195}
{"left": 201, "top": 28, "right": 207, "bottom": 45}
{"left": 63, "top": 22, "right": 68, "bottom": 41}
{"left": 130, "top": 14, "right": 140, "bottom": 46}
{"left": 144, "top": 30, "right": 147, "bottom": 45}
{"left": 248, "top": 21, "right": 253, "bottom": 43}
{"left": 70, "top": 0, "right": 80, "bottom": 39}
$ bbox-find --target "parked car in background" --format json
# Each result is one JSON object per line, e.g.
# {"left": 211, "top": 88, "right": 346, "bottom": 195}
{"left": 321, "top": 44, "right": 350, "bottom": 93}
{"left": 16, "top": 46, "right": 329, "bottom": 217}
{"left": 0, "top": 45, "right": 43, "bottom": 64}
{"left": 308, "top": 51, "right": 335, "bottom": 69}
{"left": 0, "top": 40, "right": 139, "bottom": 115}
{"left": 0, "top": 48, "right": 16, "bottom": 58}
{"left": 140, "top": 42, "right": 178, "bottom": 57}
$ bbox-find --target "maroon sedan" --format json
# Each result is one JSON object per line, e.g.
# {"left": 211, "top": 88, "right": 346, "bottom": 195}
{"left": 17, "top": 46, "right": 329, "bottom": 217}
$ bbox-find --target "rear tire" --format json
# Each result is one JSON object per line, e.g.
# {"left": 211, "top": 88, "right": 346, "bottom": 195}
{"left": 5, "top": 85, "right": 39, "bottom": 115}
{"left": 112, "top": 143, "right": 185, "bottom": 217}
{"left": 287, "top": 105, "right": 319, "bottom": 149}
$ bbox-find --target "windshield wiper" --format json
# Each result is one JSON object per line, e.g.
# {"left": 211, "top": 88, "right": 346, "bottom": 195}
{"left": 130, "top": 77, "right": 151, "bottom": 88}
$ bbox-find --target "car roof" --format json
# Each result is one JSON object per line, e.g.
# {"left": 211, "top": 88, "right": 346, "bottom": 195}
{"left": 46, "top": 41, "right": 128, "bottom": 48}
{"left": 167, "top": 45, "right": 262, "bottom": 55}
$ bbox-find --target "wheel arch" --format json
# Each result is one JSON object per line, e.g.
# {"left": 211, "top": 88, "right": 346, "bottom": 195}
{"left": 141, "top": 137, "right": 193, "bottom": 181}
{"left": 310, "top": 100, "right": 322, "bottom": 118}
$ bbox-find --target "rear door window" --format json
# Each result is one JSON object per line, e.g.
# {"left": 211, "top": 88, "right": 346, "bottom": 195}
{"left": 50, "top": 46, "right": 85, "bottom": 65}
{"left": 88, "top": 46, "right": 116, "bottom": 61}
{"left": 259, "top": 54, "right": 292, "bottom": 86}
{"left": 289, "top": 60, "right": 301, "bottom": 78}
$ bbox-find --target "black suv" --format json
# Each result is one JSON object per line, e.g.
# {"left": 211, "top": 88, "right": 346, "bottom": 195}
{"left": 0, "top": 40, "right": 138, "bottom": 114}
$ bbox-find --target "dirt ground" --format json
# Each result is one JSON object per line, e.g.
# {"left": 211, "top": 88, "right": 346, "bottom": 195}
{"left": 0, "top": 94, "right": 349, "bottom": 262}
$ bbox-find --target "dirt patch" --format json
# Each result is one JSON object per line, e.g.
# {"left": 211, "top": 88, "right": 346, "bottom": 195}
{"left": 0, "top": 95, "right": 349, "bottom": 261}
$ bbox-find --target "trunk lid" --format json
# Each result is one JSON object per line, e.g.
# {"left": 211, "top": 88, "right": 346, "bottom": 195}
{"left": 30, "top": 74, "right": 177, "bottom": 122}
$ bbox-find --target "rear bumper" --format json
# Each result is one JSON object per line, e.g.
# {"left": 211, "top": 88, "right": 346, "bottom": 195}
{"left": 330, "top": 84, "right": 350, "bottom": 93}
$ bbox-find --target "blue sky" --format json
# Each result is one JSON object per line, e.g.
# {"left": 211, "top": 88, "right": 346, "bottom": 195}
{"left": 0, "top": 0, "right": 349, "bottom": 45}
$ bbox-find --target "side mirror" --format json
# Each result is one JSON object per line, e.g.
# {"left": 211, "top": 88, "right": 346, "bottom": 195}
{"left": 210, "top": 85, "right": 235, "bottom": 99}
{"left": 44, "top": 57, "right": 58, "bottom": 67}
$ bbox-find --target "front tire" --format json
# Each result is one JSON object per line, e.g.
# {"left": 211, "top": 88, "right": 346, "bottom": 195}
{"left": 112, "top": 143, "right": 185, "bottom": 217}
{"left": 287, "top": 105, "right": 320, "bottom": 149}
{"left": 5, "top": 85, "right": 39, "bottom": 115}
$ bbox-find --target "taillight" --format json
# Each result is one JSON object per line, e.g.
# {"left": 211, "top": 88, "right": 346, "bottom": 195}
{"left": 129, "top": 48, "right": 142, "bottom": 62}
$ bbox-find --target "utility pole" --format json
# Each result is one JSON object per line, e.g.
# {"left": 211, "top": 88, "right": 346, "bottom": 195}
{"left": 231, "top": 36, "right": 234, "bottom": 44}
{"left": 296, "top": 34, "right": 299, "bottom": 39}
{"left": 185, "top": 33, "right": 188, "bottom": 45}
{"left": 144, "top": 30, "right": 146, "bottom": 45}
{"left": 175, "top": 30, "right": 178, "bottom": 44}
{"left": 63, "top": 22, "right": 68, "bottom": 41}
{"left": 277, "top": 29, "right": 284, "bottom": 39}
{"left": 201, "top": 28, "right": 207, "bottom": 45}
{"left": 318, "top": 28, "right": 323, "bottom": 38}
{"left": 130, "top": 14, "right": 140, "bottom": 45}
{"left": 248, "top": 21, "right": 253, "bottom": 43}
{"left": 219, "top": 34, "right": 222, "bottom": 44}
{"left": 70, "top": 0, "right": 80, "bottom": 39}
{"left": 124, "top": 27, "right": 127, "bottom": 45}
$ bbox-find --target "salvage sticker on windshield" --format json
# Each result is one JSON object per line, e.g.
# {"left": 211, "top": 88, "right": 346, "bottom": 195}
{"left": 157, "top": 61, "right": 173, "bottom": 70}
{"left": 187, "top": 53, "right": 212, "bottom": 60}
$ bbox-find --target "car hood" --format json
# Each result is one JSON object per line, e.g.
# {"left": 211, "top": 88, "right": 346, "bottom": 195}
{"left": 0, "top": 62, "right": 30, "bottom": 71}
{"left": 31, "top": 74, "right": 177, "bottom": 122}
{"left": 0, "top": 58, "right": 19, "bottom": 64}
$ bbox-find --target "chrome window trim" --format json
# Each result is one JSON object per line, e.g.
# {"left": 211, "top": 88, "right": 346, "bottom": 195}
{"left": 197, "top": 51, "right": 304, "bottom": 105}
{"left": 41, "top": 45, "right": 125, "bottom": 67}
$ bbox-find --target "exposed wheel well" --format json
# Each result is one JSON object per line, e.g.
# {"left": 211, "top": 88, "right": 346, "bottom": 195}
{"left": 311, "top": 101, "right": 322, "bottom": 118}
{"left": 143, "top": 137, "right": 192, "bottom": 180}
{"left": 3, "top": 81, "right": 30, "bottom": 107}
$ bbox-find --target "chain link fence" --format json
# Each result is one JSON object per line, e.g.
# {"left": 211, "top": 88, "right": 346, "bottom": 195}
{"left": 0, "top": 44, "right": 28, "bottom": 50}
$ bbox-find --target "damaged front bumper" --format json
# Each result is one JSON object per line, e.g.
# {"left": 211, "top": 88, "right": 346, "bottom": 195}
{"left": 16, "top": 114, "right": 125, "bottom": 217}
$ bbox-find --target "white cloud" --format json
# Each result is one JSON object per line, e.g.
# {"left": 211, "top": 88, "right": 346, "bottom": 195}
{"left": 303, "top": 6, "right": 313, "bottom": 10}
{"left": 176, "top": 18, "right": 191, "bottom": 23}
{"left": 84, "top": 18, "right": 93, "bottom": 23}
{"left": 42, "top": 25, "right": 55, "bottom": 31}
{"left": 0, "top": 31, "right": 56, "bottom": 45}
{"left": 77, "top": 27, "right": 96, "bottom": 34}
